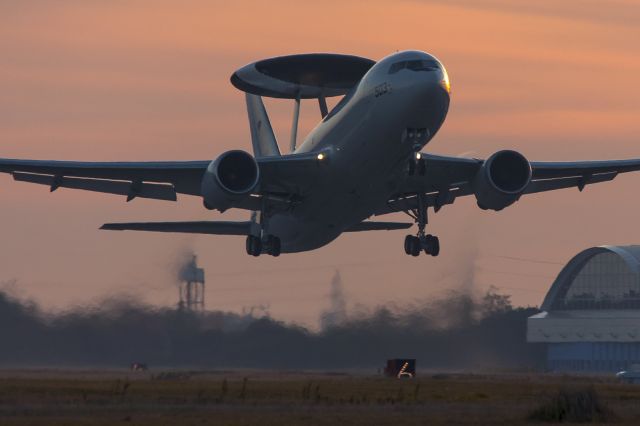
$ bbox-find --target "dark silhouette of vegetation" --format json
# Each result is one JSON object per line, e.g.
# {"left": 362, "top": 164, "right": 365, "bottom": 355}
{"left": 528, "top": 387, "right": 615, "bottom": 423}
{"left": 0, "top": 288, "right": 544, "bottom": 369}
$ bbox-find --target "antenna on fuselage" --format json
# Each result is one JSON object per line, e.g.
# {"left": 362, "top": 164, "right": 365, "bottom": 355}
{"left": 229, "top": 53, "right": 376, "bottom": 155}
{"left": 289, "top": 92, "right": 301, "bottom": 153}
{"left": 318, "top": 94, "right": 328, "bottom": 119}
{"left": 290, "top": 92, "right": 329, "bottom": 152}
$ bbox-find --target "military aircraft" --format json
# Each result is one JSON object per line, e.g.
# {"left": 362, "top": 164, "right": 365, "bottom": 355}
{"left": 1, "top": 50, "right": 639, "bottom": 257}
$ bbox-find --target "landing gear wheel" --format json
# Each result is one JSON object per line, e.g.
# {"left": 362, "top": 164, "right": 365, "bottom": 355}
{"left": 273, "top": 237, "right": 282, "bottom": 257}
{"left": 404, "top": 235, "right": 413, "bottom": 255}
{"left": 404, "top": 235, "right": 420, "bottom": 257}
{"left": 411, "top": 237, "right": 421, "bottom": 257}
{"left": 245, "top": 235, "right": 262, "bottom": 257}
{"left": 266, "top": 235, "right": 281, "bottom": 257}
{"left": 423, "top": 234, "right": 440, "bottom": 257}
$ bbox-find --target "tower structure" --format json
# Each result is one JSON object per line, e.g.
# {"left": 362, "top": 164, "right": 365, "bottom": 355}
{"left": 178, "top": 255, "right": 205, "bottom": 312}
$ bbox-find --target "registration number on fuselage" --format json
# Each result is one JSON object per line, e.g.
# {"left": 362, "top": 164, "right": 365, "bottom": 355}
{"left": 374, "top": 82, "right": 392, "bottom": 98}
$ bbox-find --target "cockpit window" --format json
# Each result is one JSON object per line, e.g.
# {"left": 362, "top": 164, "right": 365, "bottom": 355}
{"left": 388, "top": 59, "right": 440, "bottom": 74}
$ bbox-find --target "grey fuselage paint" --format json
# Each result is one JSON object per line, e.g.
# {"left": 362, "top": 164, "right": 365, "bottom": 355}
{"left": 266, "top": 51, "right": 450, "bottom": 253}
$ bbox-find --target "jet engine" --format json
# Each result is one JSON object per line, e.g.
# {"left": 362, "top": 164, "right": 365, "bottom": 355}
{"left": 201, "top": 150, "right": 260, "bottom": 212}
{"left": 473, "top": 150, "right": 532, "bottom": 211}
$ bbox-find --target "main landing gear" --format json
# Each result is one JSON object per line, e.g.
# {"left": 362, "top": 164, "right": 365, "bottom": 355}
{"left": 404, "top": 234, "right": 439, "bottom": 257}
{"left": 245, "top": 201, "right": 282, "bottom": 257}
{"left": 403, "top": 192, "right": 440, "bottom": 257}
{"left": 246, "top": 234, "right": 281, "bottom": 257}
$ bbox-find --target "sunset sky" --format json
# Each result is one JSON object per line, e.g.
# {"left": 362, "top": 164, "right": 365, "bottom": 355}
{"left": 1, "top": 0, "right": 639, "bottom": 327}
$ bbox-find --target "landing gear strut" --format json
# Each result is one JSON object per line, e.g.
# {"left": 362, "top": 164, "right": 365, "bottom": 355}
{"left": 403, "top": 193, "right": 440, "bottom": 257}
{"left": 245, "top": 200, "right": 282, "bottom": 257}
{"left": 407, "top": 157, "right": 426, "bottom": 176}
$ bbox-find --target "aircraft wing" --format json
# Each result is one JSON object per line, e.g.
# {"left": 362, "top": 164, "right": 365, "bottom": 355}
{"left": 100, "top": 219, "right": 410, "bottom": 234}
{"left": 0, "top": 158, "right": 209, "bottom": 200}
{"left": 0, "top": 151, "right": 326, "bottom": 205}
{"left": 379, "top": 154, "right": 640, "bottom": 214}
{"left": 101, "top": 220, "right": 254, "bottom": 234}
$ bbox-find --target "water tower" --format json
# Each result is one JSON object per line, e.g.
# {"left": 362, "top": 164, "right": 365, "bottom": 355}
{"left": 178, "top": 255, "right": 205, "bottom": 312}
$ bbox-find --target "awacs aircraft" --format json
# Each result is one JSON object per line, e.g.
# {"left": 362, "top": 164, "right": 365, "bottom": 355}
{"left": 1, "top": 50, "right": 640, "bottom": 257}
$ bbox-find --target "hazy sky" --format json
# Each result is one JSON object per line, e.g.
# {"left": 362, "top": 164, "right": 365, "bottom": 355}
{"left": 1, "top": 0, "right": 639, "bottom": 327}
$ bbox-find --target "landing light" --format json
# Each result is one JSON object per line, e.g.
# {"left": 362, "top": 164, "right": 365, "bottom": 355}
{"left": 317, "top": 153, "right": 325, "bottom": 161}
{"left": 415, "top": 152, "right": 422, "bottom": 160}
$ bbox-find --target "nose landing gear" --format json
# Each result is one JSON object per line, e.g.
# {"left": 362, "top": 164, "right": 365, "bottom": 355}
{"left": 403, "top": 192, "right": 440, "bottom": 257}
{"left": 407, "top": 157, "right": 426, "bottom": 176}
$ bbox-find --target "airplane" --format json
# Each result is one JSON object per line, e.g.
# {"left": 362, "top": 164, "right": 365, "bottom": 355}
{"left": 1, "top": 50, "right": 640, "bottom": 257}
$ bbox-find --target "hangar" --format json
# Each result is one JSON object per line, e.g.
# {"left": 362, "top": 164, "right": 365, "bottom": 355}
{"left": 528, "top": 246, "right": 640, "bottom": 372}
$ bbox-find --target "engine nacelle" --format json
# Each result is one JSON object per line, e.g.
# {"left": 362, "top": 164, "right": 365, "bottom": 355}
{"left": 201, "top": 150, "right": 260, "bottom": 212}
{"left": 473, "top": 150, "right": 532, "bottom": 211}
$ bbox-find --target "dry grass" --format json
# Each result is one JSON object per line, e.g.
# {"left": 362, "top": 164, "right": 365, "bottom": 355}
{"left": 528, "top": 386, "right": 615, "bottom": 423}
{"left": 0, "top": 370, "right": 639, "bottom": 425}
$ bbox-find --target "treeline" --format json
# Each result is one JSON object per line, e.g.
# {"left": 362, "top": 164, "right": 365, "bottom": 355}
{"left": 0, "top": 289, "right": 544, "bottom": 370}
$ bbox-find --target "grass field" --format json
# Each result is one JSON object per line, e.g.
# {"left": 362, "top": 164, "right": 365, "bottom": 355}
{"left": 0, "top": 369, "right": 639, "bottom": 425}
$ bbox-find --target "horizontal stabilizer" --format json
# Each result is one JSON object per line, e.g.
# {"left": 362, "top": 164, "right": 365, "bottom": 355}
{"left": 100, "top": 221, "right": 252, "bottom": 235}
{"left": 345, "top": 221, "right": 412, "bottom": 232}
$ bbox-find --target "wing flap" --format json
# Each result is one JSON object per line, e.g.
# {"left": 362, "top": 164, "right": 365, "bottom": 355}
{"left": 531, "top": 159, "right": 640, "bottom": 179}
{"left": 0, "top": 158, "right": 207, "bottom": 196}
{"left": 13, "top": 172, "right": 177, "bottom": 201}
{"left": 378, "top": 184, "right": 471, "bottom": 215}
{"left": 100, "top": 220, "right": 252, "bottom": 235}
{"left": 525, "top": 172, "right": 618, "bottom": 195}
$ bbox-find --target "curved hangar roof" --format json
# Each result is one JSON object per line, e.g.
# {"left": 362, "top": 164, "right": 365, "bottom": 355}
{"left": 541, "top": 246, "right": 640, "bottom": 311}
{"left": 230, "top": 53, "right": 376, "bottom": 99}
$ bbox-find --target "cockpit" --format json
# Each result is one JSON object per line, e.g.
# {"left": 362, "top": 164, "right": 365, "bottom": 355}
{"left": 388, "top": 59, "right": 441, "bottom": 74}
{"left": 387, "top": 56, "right": 450, "bottom": 94}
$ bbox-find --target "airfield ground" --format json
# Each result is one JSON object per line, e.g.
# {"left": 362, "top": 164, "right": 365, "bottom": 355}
{"left": 0, "top": 369, "right": 639, "bottom": 425}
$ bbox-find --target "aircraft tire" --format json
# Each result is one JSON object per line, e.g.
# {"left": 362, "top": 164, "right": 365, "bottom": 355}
{"left": 269, "top": 236, "right": 281, "bottom": 257}
{"left": 431, "top": 237, "right": 440, "bottom": 256}
{"left": 404, "top": 235, "right": 413, "bottom": 255}
{"left": 245, "top": 236, "right": 252, "bottom": 255}
{"left": 410, "top": 236, "right": 421, "bottom": 257}
{"left": 246, "top": 235, "right": 262, "bottom": 256}
{"left": 424, "top": 235, "right": 440, "bottom": 257}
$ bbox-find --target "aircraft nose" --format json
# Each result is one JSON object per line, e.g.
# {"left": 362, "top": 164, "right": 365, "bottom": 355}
{"left": 420, "top": 67, "right": 450, "bottom": 96}
{"left": 403, "top": 69, "right": 450, "bottom": 128}
{"left": 412, "top": 69, "right": 450, "bottom": 106}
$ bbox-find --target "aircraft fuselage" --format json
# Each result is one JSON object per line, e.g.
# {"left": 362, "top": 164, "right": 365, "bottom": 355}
{"left": 268, "top": 51, "right": 451, "bottom": 253}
